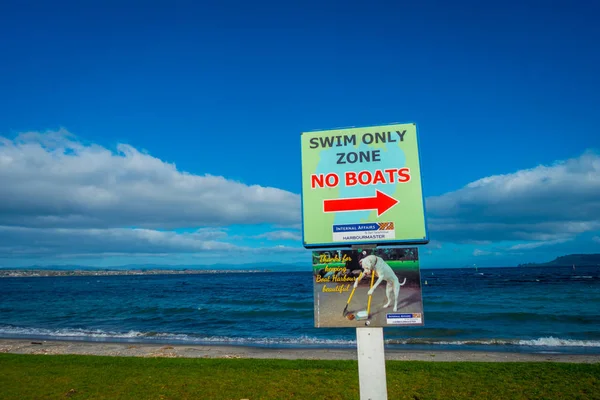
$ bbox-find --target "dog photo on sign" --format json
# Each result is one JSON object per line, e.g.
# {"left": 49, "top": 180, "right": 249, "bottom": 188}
{"left": 312, "top": 247, "right": 424, "bottom": 328}
{"left": 357, "top": 252, "right": 407, "bottom": 312}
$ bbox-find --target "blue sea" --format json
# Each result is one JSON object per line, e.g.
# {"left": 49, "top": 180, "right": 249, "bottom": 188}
{"left": 1, "top": 266, "right": 599, "bottom": 355}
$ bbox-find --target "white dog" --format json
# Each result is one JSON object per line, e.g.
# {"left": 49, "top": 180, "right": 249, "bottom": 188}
{"left": 355, "top": 255, "right": 406, "bottom": 312}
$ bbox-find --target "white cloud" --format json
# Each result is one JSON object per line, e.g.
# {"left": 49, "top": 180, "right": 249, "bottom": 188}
{"left": 427, "top": 151, "right": 600, "bottom": 244}
{"left": 2, "top": 129, "right": 599, "bottom": 264}
{"left": 252, "top": 230, "right": 302, "bottom": 241}
{"left": 0, "top": 129, "right": 307, "bottom": 263}
{"left": 423, "top": 240, "right": 443, "bottom": 249}
{"left": 0, "top": 225, "right": 237, "bottom": 257}
{"left": 473, "top": 249, "right": 502, "bottom": 256}
{"left": 461, "top": 240, "right": 493, "bottom": 245}
{"left": 0, "top": 225, "right": 305, "bottom": 258}
{"left": 0, "top": 129, "right": 300, "bottom": 229}
{"left": 508, "top": 238, "right": 574, "bottom": 251}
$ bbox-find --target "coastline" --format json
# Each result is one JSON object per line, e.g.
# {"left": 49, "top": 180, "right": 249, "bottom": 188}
{"left": 1, "top": 339, "right": 598, "bottom": 363}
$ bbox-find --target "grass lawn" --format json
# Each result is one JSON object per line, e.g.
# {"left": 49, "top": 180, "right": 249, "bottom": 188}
{"left": 0, "top": 353, "right": 599, "bottom": 399}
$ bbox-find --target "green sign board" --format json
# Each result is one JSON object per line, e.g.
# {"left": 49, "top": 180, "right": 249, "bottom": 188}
{"left": 300, "top": 122, "right": 428, "bottom": 249}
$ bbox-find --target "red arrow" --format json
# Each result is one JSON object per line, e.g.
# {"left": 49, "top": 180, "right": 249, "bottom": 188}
{"left": 323, "top": 190, "right": 399, "bottom": 217}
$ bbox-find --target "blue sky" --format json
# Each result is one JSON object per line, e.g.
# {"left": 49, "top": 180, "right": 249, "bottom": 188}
{"left": 0, "top": 0, "right": 598, "bottom": 268}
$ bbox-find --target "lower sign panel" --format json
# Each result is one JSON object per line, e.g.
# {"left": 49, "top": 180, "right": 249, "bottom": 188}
{"left": 313, "top": 247, "right": 425, "bottom": 328}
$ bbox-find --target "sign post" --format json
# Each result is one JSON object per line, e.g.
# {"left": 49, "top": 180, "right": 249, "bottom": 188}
{"left": 301, "top": 123, "right": 428, "bottom": 400}
{"left": 357, "top": 327, "right": 387, "bottom": 400}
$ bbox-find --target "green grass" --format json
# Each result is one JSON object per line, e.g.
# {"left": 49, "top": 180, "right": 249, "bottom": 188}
{"left": 312, "top": 260, "right": 419, "bottom": 273}
{"left": 386, "top": 260, "right": 419, "bottom": 270}
{"left": 1, "top": 354, "right": 599, "bottom": 399}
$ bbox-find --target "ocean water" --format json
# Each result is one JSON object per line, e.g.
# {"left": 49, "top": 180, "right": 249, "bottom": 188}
{"left": 1, "top": 266, "right": 599, "bottom": 354}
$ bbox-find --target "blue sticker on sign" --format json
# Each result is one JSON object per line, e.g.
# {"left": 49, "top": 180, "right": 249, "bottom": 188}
{"left": 333, "top": 223, "right": 380, "bottom": 232}
{"left": 386, "top": 313, "right": 423, "bottom": 325}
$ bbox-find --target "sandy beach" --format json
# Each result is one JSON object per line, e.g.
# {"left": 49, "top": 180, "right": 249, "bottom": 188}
{"left": 1, "top": 339, "right": 598, "bottom": 363}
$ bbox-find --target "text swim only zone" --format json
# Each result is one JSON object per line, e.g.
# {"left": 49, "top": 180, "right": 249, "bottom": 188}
{"left": 307, "top": 130, "right": 407, "bottom": 150}
{"left": 300, "top": 123, "right": 429, "bottom": 249}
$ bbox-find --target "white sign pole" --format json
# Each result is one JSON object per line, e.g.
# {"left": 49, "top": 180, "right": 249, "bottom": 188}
{"left": 356, "top": 327, "right": 388, "bottom": 400}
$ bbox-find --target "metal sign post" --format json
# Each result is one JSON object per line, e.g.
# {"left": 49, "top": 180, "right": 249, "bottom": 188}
{"left": 357, "top": 327, "right": 388, "bottom": 400}
{"left": 353, "top": 244, "right": 387, "bottom": 400}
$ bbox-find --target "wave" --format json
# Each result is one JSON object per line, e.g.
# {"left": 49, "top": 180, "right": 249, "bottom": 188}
{"left": 0, "top": 325, "right": 351, "bottom": 346}
{"left": 387, "top": 337, "right": 600, "bottom": 348}
{"left": 518, "top": 337, "right": 600, "bottom": 347}
{"left": 0, "top": 325, "right": 146, "bottom": 339}
{"left": 1, "top": 325, "right": 599, "bottom": 349}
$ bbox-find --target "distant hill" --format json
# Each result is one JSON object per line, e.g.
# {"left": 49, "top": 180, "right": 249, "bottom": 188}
{"left": 518, "top": 254, "right": 600, "bottom": 268}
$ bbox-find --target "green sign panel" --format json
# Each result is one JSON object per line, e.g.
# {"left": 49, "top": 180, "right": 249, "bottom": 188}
{"left": 300, "top": 122, "right": 428, "bottom": 249}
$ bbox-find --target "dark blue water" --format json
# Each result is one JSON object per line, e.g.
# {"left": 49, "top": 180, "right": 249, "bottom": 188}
{"left": 1, "top": 266, "right": 599, "bottom": 354}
